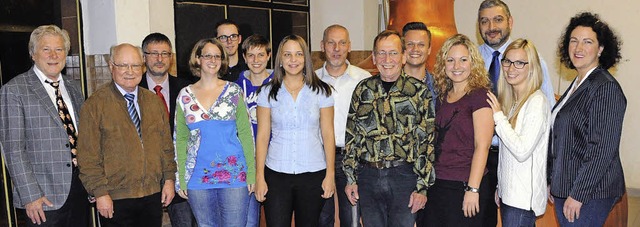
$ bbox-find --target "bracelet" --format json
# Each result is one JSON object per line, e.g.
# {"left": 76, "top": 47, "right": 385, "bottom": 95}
{"left": 465, "top": 186, "right": 480, "bottom": 193}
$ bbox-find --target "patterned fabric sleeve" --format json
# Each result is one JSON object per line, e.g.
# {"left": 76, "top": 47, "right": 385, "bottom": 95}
{"left": 414, "top": 84, "right": 436, "bottom": 196}
{"left": 343, "top": 82, "right": 363, "bottom": 185}
{"left": 174, "top": 90, "right": 189, "bottom": 191}
{"left": 235, "top": 92, "right": 256, "bottom": 184}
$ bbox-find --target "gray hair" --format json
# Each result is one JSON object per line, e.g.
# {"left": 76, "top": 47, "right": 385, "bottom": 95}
{"left": 28, "top": 25, "right": 71, "bottom": 57}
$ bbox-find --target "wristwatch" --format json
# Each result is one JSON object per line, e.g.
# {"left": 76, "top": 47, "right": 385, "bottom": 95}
{"left": 465, "top": 185, "right": 480, "bottom": 193}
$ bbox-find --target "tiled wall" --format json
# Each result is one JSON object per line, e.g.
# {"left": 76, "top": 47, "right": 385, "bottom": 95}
{"left": 84, "top": 54, "right": 112, "bottom": 95}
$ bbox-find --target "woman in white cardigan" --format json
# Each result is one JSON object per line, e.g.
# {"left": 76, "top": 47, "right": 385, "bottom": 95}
{"left": 486, "top": 38, "right": 550, "bottom": 227}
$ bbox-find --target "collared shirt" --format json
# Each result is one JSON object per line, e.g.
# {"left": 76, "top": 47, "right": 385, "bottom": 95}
{"left": 551, "top": 66, "right": 598, "bottom": 127}
{"left": 256, "top": 84, "right": 334, "bottom": 174}
{"left": 145, "top": 73, "right": 170, "bottom": 108}
{"left": 315, "top": 61, "right": 371, "bottom": 147}
{"left": 480, "top": 39, "right": 556, "bottom": 145}
{"left": 33, "top": 66, "right": 78, "bottom": 129}
{"left": 114, "top": 83, "right": 140, "bottom": 114}
{"left": 343, "top": 73, "right": 436, "bottom": 195}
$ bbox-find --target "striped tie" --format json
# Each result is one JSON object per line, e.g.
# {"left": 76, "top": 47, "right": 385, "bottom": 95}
{"left": 124, "top": 93, "right": 141, "bottom": 138}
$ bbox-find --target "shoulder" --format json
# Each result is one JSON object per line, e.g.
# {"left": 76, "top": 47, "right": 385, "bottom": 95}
{"left": 227, "top": 82, "right": 243, "bottom": 94}
{"left": 1, "top": 70, "right": 33, "bottom": 91}
{"left": 524, "top": 91, "right": 550, "bottom": 111}
{"left": 84, "top": 84, "right": 115, "bottom": 106}
{"left": 347, "top": 65, "right": 372, "bottom": 80}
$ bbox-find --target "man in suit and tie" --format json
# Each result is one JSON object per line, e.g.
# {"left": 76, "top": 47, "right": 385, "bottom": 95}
{"left": 77, "top": 43, "right": 176, "bottom": 227}
{"left": 138, "top": 33, "right": 195, "bottom": 227}
{"left": 0, "top": 25, "right": 89, "bottom": 227}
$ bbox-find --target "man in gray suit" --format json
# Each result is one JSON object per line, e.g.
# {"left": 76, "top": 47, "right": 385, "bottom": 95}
{"left": 0, "top": 25, "right": 89, "bottom": 226}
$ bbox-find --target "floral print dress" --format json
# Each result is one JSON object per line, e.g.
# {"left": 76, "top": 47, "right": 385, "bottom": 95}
{"left": 174, "top": 82, "right": 255, "bottom": 191}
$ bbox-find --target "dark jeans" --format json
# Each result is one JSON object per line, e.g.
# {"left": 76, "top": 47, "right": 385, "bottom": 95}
{"left": 319, "top": 152, "right": 361, "bottom": 227}
{"left": 553, "top": 196, "right": 617, "bottom": 227}
{"left": 420, "top": 177, "right": 490, "bottom": 227}
{"left": 358, "top": 163, "right": 416, "bottom": 227}
{"left": 483, "top": 149, "right": 499, "bottom": 227}
{"left": 99, "top": 192, "right": 163, "bottom": 227}
{"left": 167, "top": 197, "right": 197, "bottom": 227}
{"left": 500, "top": 201, "right": 536, "bottom": 227}
{"left": 23, "top": 171, "right": 89, "bottom": 227}
{"left": 263, "top": 167, "right": 326, "bottom": 227}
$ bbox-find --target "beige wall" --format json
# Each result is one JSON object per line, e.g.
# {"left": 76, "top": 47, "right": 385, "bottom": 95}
{"left": 310, "top": 0, "right": 380, "bottom": 51}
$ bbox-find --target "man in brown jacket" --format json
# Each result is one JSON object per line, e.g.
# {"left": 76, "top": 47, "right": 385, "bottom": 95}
{"left": 77, "top": 43, "right": 176, "bottom": 227}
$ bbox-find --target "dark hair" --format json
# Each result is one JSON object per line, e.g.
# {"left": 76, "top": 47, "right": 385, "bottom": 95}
{"left": 478, "top": 0, "right": 511, "bottom": 19}
{"left": 141, "top": 32, "right": 172, "bottom": 51}
{"left": 242, "top": 34, "right": 271, "bottom": 54}
{"left": 188, "top": 38, "right": 229, "bottom": 78}
{"left": 214, "top": 19, "right": 240, "bottom": 37}
{"left": 402, "top": 22, "right": 432, "bottom": 46}
{"left": 262, "top": 35, "right": 332, "bottom": 101}
{"left": 373, "top": 30, "right": 404, "bottom": 52}
{"left": 558, "top": 12, "right": 621, "bottom": 70}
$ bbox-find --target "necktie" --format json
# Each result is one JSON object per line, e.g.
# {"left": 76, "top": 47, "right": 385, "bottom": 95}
{"left": 46, "top": 81, "right": 78, "bottom": 167}
{"left": 489, "top": 51, "right": 501, "bottom": 93}
{"left": 153, "top": 85, "right": 169, "bottom": 115}
{"left": 124, "top": 93, "right": 142, "bottom": 138}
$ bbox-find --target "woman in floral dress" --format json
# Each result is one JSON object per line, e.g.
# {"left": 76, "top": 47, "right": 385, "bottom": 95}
{"left": 174, "top": 38, "right": 254, "bottom": 227}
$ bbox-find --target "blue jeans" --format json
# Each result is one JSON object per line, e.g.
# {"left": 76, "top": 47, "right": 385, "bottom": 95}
{"left": 167, "top": 197, "right": 197, "bottom": 227}
{"left": 188, "top": 187, "right": 249, "bottom": 227}
{"left": 246, "top": 192, "right": 261, "bottom": 227}
{"left": 358, "top": 163, "right": 416, "bottom": 227}
{"left": 500, "top": 202, "right": 536, "bottom": 227}
{"left": 553, "top": 196, "right": 617, "bottom": 227}
{"left": 319, "top": 152, "right": 361, "bottom": 227}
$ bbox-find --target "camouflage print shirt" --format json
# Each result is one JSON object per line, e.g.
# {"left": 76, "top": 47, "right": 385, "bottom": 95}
{"left": 343, "top": 73, "right": 436, "bottom": 195}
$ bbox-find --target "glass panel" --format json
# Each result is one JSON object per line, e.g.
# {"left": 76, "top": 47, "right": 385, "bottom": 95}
{"left": 272, "top": 9, "right": 308, "bottom": 54}
{"left": 228, "top": 6, "right": 272, "bottom": 67}
{"left": 273, "top": 0, "right": 308, "bottom": 6}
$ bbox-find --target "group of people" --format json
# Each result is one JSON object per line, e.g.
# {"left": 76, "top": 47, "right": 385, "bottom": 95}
{"left": 0, "top": 0, "right": 627, "bottom": 227}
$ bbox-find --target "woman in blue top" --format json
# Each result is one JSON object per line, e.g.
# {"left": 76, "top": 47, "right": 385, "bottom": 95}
{"left": 174, "top": 38, "right": 255, "bottom": 227}
{"left": 255, "top": 35, "right": 335, "bottom": 227}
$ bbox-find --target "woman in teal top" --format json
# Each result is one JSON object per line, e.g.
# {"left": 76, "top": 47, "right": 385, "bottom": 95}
{"left": 174, "top": 38, "right": 254, "bottom": 227}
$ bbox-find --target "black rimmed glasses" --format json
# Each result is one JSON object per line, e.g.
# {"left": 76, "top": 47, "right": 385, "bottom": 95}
{"left": 216, "top": 34, "right": 240, "bottom": 42}
{"left": 501, "top": 59, "right": 529, "bottom": 69}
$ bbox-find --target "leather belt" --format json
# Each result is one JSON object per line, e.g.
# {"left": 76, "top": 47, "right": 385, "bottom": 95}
{"left": 360, "top": 159, "right": 407, "bottom": 169}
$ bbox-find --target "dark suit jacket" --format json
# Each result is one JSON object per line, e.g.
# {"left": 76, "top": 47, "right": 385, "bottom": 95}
{"left": 0, "top": 67, "right": 84, "bottom": 209}
{"left": 548, "top": 67, "right": 626, "bottom": 203}
{"left": 139, "top": 74, "right": 191, "bottom": 132}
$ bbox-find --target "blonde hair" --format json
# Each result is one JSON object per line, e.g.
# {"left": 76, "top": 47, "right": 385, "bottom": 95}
{"left": 498, "top": 39, "right": 543, "bottom": 126}
{"left": 433, "top": 34, "right": 490, "bottom": 99}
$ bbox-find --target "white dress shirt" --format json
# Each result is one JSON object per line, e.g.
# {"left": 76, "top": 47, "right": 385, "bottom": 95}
{"left": 34, "top": 66, "right": 79, "bottom": 129}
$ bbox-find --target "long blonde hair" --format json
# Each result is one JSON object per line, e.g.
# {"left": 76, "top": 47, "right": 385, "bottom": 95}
{"left": 433, "top": 34, "right": 491, "bottom": 99}
{"left": 497, "top": 39, "right": 543, "bottom": 126}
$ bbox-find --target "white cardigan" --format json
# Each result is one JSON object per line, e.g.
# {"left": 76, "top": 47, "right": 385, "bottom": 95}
{"left": 495, "top": 90, "right": 550, "bottom": 216}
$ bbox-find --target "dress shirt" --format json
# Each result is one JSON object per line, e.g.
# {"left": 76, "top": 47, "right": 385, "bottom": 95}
{"left": 315, "top": 61, "right": 371, "bottom": 147}
{"left": 114, "top": 83, "right": 140, "bottom": 114}
{"left": 551, "top": 66, "right": 597, "bottom": 127}
{"left": 145, "top": 73, "right": 170, "bottom": 108}
{"left": 34, "top": 66, "right": 78, "bottom": 128}
{"left": 343, "top": 73, "right": 435, "bottom": 195}
{"left": 256, "top": 84, "right": 334, "bottom": 174}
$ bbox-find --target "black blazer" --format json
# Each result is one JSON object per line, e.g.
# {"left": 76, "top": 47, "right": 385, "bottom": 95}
{"left": 139, "top": 74, "right": 191, "bottom": 133}
{"left": 548, "top": 67, "right": 626, "bottom": 203}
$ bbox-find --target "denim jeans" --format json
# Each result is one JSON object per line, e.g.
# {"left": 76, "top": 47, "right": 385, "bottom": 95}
{"left": 500, "top": 201, "right": 536, "bottom": 227}
{"left": 358, "top": 163, "right": 416, "bottom": 227}
{"left": 167, "top": 198, "right": 197, "bottom": 227}
{"left": 188, "top": 187, "right": 249, "bottom": 227}
{"left": 319, "top": 152, "right": 361, "bottom": 227}
{"left": 246, "top": 192, "right": 261, "bottom": 227}
{"left": 553, "top": 196, "right": 617, "bottom": 227}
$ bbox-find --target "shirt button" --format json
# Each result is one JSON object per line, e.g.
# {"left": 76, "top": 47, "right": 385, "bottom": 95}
{"left": 66, "top": 163, "right": 71, "bottom": 167}
{"left": 65, "top": 144, "right": 70, "bottom": 148}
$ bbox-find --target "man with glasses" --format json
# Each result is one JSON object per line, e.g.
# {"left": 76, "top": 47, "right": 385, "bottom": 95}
{"left": 139, "top": 33, "right": 195, "bottom": 227}
{"left": 214, "top": 19, "right": 248, "bottom": 82}
{"left": 77, "top": 43, "right": 176, "bottom": 227}
{"left": 343, "top": 30, "right": 435, "bottom": 227}
{"left": 476, "top": 1, "right": 556, "bottom": 226}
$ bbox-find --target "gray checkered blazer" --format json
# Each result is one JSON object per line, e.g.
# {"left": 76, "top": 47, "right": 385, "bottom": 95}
{"left": 0, "top": 67, "right": 84, "bottom": 210}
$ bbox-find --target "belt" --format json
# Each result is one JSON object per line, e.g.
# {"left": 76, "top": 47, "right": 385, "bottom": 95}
{"left": 360, "top": 159, "right": 407, "bottom": 169}
{"left": 336, "top": 146, "right": 346, "bottom": 154}
{"left": 489, "top": 145, "right": 499, "bottom": 152}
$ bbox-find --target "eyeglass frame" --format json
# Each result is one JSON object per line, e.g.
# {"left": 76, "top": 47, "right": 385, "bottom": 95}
{"left": 111, "top": 62, "right": 144, "bottom": 72}
{"left": 216, "top": 34, "right": 240, "bottom": 42}
{"left": 199, "top": 54, "right": 223, "bottom": 61}
{"left": 501, "top": 58, "right": 529, "bottom": 69}
{"left": 374, "top": 51, "right": 401, "bottom": 58}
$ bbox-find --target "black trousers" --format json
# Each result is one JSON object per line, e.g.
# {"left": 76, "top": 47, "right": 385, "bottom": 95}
{"left": 483, "top": 148, "right": 499, "bottom": 227}
{"left": 420, "top": 176, "right": 491, "bottom": 227}
{"left": 263, "top": 167, "right": 327, "bottom": 227}
{"left": 99, "top": 192, "right": 163, "bottom": 227}
{"left": 23, "top": 170, "right": 90, "bottom": 227}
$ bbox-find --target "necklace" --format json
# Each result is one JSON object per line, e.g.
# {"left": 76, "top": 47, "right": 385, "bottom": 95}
{"left": 283, "top": 80, "right": 304, "bottom": 92}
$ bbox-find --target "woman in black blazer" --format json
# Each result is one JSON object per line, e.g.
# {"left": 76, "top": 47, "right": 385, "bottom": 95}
{"left": 548, "top": 12, "right": 626, "bottom": 226}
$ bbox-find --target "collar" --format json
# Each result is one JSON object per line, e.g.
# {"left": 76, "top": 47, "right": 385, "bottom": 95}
{"left": 319, "top": 60, "right": 355, "bottom": 80}
{"left": 33, "top": 65, "right": 62, "bottom": 83}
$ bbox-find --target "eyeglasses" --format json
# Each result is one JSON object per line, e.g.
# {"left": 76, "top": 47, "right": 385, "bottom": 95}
{"left": 374, "top": 51, "right": 401, "bottom": 58}
{"left": 501, "top": 59, "right": 529, "bottom": 69}
{"left": 111, "top": 62, "right": 144, "bottom": 72}
{"left": 216, "top": 34, "right": 239, "bottom": 42}
{"left": 199, "top": 54, "right": 222, "bottom": 61}
{"left": 144, "top": 52, "right": 172, "bottom": 58}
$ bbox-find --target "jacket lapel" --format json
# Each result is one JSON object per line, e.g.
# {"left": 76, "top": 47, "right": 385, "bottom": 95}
{"left": 27, "top": 68, "right": 64, "bottom": 128}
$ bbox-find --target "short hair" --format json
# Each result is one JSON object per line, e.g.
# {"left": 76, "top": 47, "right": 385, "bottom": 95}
{"left": 141, "top": 32, "right": 172, "bottom": 51}
{"left": 558, "top": 12, "right": 622, "bottom": 70}
{"left": 478, "top": 0, "right": 511, "bottom": 20}
{"left": 29, "top": 25, "right": 71, "bottom": 57}
{"left": 322, "top": 24, "right": 349, "bottom": 41}
{"left": 214, "top": 19, "right": 240, "bottom": 37}
{"left": 433, "top": 34, "right": 490, "bottom": 96}
{"left": 241, "top": 34, "right": 271, "bottom": 54}
{"left": 188, "top": 38, "right": 229, "bottom": 78}
{"left": 109, "top": 43, "right": 144, "bottom": 63}
{"left": 402, "top": 22, "right": 432, "bottom": 46}
{"left": 373, "top": 30, "right": 404, "bottom": 53}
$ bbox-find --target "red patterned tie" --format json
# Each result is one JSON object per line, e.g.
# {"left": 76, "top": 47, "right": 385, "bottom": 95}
{"left": 154, "top": 85, "right": 169, "bottom": 115}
